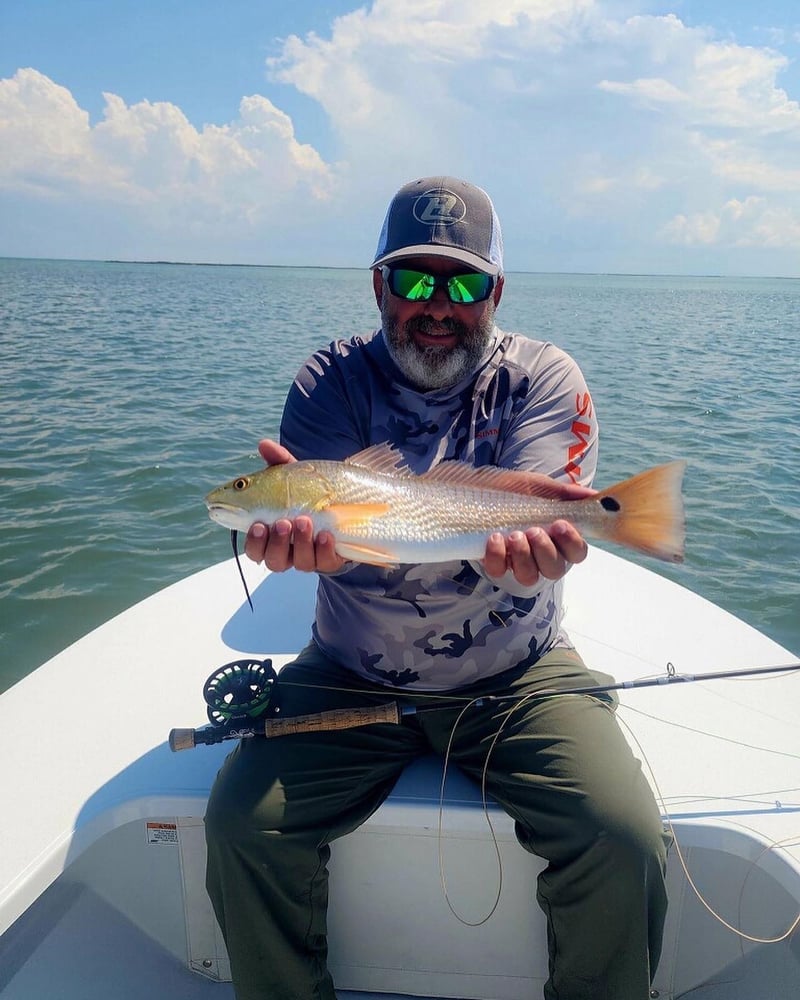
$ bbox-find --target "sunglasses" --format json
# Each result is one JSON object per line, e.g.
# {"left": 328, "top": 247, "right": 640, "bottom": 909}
{"left": 382, "top": 266, "right": 494, "bottom": 304}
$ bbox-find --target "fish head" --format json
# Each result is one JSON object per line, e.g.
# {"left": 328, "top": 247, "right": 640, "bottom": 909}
{"left": 205, "top": 464, "right": 292, "bottom": 531}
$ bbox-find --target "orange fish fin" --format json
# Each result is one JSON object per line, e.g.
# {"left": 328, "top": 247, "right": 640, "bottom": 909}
{"left": 346, "top": 444, "right": 411, "bottom": 476}
{"left": 325, "top": 502, "right": 391, "bottom": 530}
{"left": 333, "top": 540, "right": 398, "bottom": 567}
{"left": 421, "top": 461, "right": 571, "bottom": 499}
{"left": 595, "top": 461, "right": 686, "bottom": 563}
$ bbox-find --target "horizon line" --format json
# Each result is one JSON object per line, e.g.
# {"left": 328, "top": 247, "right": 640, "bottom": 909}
{"left": 1, "top": 254, "right": 798, "bottom": 282}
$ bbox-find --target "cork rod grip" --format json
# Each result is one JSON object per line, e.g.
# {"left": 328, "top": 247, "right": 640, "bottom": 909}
{"left": 263, "top": 701, "right": 400, "bottom": 737}
{"left": 168, "top": 701, "right": 400, "bottom": 751}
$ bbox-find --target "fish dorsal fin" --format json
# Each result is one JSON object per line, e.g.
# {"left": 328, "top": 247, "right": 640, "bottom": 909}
{"left": 420, "top": 461, "right": 573, "bottom": 499}
{"left": 345, "top": 443, "right": 412, "bottom": 476}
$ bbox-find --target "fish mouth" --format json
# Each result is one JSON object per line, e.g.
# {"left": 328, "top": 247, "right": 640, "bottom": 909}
{"left": 206, "top": 501, "right": 249, "bottom": 530}
{"left": 205, "top": 499, "right": 235, "bottom": 513}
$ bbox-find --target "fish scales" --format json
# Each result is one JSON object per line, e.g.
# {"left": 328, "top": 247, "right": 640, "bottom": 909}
{"left": 304, "top": 463, "right": 595, "bottom": 539}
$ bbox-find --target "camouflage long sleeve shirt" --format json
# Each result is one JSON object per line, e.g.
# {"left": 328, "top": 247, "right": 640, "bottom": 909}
{"left": 280, "top": 326, "right": 598, "bottom": 691}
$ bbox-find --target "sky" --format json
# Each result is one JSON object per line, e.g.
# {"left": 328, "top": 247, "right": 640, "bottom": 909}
{"left": 1, "top": 0, "right": 799, "bottom": 276}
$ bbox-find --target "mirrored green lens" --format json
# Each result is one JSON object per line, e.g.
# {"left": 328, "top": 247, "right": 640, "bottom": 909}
{"left": 447, "top": 273, "right": 491, "bottom": 303}
{"left": 391, "top": 269, "right": 435, "bottom": 301}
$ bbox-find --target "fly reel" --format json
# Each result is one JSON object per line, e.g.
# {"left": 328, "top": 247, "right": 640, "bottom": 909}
{"left": 202, "top": 658, "right": 278, "bottom": 725}
{"left": 168, "top": 655, "right": 401, "bottom": 752}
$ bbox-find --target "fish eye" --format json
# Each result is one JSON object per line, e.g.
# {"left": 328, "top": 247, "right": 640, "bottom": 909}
{"left": 233, "top": 477, "right": 249, "bottom": 491}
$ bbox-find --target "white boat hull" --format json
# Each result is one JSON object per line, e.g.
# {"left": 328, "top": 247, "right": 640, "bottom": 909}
{"left": 1, "top": 550, "right": 798, "bottom": 998}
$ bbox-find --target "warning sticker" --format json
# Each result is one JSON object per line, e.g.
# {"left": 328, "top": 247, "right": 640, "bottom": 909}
{"left": 146, "top": 821, "right": 179, "bottom": 846}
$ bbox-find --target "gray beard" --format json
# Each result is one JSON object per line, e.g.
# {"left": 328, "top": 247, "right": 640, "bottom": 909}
{"left": 383, "top": 312, "right": 494, "bottom": 391}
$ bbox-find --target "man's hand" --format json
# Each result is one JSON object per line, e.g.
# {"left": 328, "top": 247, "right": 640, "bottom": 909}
{"left": 243, "top": 440, "right": 346, "bottom": 574}
{"left": 481, "top": 475, "right": 595, "bottom": 587}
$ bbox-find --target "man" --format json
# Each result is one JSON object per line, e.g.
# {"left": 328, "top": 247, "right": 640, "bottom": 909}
{"left": 205, "top": 176, "right": 669, "bottom": 1000}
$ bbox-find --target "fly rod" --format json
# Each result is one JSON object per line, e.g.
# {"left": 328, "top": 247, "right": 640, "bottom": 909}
{"left": 486, "top": 660, "right": 800, "bottom": 703}
{"left": 168, "top": 658, "right": 800, "bottom": 752}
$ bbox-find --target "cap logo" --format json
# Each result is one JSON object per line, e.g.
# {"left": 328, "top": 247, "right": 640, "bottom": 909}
{"left": 413, "top": 189, "right": 465, "bottom": 227}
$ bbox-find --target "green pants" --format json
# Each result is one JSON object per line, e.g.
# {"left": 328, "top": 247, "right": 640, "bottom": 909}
{"left": 205, "top": 643, "right": 669, "bottom": 1000}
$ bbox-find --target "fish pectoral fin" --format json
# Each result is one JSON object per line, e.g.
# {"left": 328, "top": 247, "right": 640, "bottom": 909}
{"left": 333, "top": 540, "right": 399, "bottom": 567}
{"left": 324, "top": 502, "right": 395, "bottom": 566}
{"left": 325, "top": 502, "right": 391, "bottom": 529}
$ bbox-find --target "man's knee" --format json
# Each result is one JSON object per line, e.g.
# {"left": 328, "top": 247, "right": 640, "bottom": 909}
{"left": 204, "top": 743, "right": 286, "bottom": 848}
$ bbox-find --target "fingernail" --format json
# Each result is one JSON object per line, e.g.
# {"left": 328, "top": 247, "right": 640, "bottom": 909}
{"left": 275, "top": 521, "right": 290, "bottom": 536}
{"left": 251, "top": 523, "right": 265, "bottom": 539}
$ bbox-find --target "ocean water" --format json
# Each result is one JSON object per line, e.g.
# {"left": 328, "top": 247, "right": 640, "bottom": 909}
{"left": 1, "top": 259, "right": 798, "bottom": 694}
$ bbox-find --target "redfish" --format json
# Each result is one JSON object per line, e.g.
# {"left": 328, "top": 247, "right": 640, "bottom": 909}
{"left": 205, "top": 444, "right": 686, "bottom": 564}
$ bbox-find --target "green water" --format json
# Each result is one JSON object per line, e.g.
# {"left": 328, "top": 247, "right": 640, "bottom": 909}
{"left": 1, "top": 259, "right": 798, "bottom": 692}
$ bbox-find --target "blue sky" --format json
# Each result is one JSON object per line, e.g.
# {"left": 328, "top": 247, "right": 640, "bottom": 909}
{"left": 2, "top": 0, "right": 799, "bottom": 275}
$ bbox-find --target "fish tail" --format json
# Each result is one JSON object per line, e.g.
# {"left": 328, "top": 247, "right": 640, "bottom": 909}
{"left": 594, "top": 461, "right": 686, "bottom": 563}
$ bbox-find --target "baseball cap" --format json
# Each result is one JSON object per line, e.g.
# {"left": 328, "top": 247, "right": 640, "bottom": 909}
{"left": 371, "top": 176, "right": 504, "bottom": 276}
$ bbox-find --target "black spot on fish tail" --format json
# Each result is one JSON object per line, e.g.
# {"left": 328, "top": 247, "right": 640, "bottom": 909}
{"left": 231, "top": 529, "right": 254, "bottom": 612}
{"left": 600, "top": 495, "right": 621, "bottom": 512}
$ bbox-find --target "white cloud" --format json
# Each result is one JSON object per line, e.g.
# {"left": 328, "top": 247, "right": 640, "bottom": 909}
{"left": 599, "top": 75, "right": 687, "bottom": 106}
{"left": 267, "top": 0, "right": 603, "bottom": 163}
{"left": 661, "top": 208, "right": 723, "bottom": 245}
{"left": 0, "top": 68, "right": 334, "bottom": 230}
{"left": 2, "top": 1, "right": 800, "bottom": 270}
{"left": 697, "top": 135, "right": 800, "bottom": 191}
{"left": 600, "top": 31, "right": 800, "bottom": 133}
{"left": 0, "top": 68, "right": 97, "bottom": 194}
{"left": 266, "top": 3, "right": 800, "bottom": 250}
{"left": 662, "top": 196, "right": 800, "bottom": 248}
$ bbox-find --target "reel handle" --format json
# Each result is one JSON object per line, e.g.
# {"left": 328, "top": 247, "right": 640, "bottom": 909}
{"left": 169, "top": 701, "right": 400, "bottom": 752}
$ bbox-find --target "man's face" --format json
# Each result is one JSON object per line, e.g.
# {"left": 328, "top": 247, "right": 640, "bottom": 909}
{"left": 374, "top": 255, "right": 504, "bottom": 391}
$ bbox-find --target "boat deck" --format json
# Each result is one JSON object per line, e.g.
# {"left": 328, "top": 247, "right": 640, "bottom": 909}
{"left": 3, "top": 875, "right": 799, "bottom": 999}
{"left": 3, "top": 842, "right": 799, "bottom": 1000}
{"left": 2, "top": 552, "right": 799, "bottom": 998}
